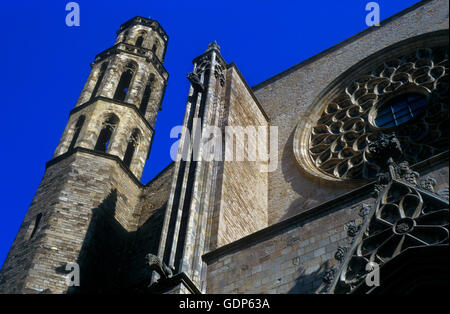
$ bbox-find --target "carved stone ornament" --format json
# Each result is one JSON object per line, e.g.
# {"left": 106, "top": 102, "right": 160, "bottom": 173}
{"left": 345, "top": 220, "right": 360, "bottom": 238}
{"left": 294, "top": 42, "right": 448, "bottom": 182}
{"left": 145, "top": 253, "right": 174, "bottom": 284}
{"left": 359, "top": 204, "right": 371, "bottom": 218}
{"left": 187, "top": 72, "right": 204, "bottom": 92}
{"left": 214, "top": 62, "right": 225, "bottom": 87}
{"left": 334, "top": 246, "right": 348, "bottom": 262}
{"left": 368, "top": 132, "right": 403, "bottom": 166}
{"left": 395, "top": 161, "right": 420, "bottom": 185}
{"left": 205, "top": 40, "right": 221, "bottom": 53}
{"left": 322, "top": 268, "right": 335, "bottom": 284}
{"left": 328, "top": 179, "right": 449, "bottom": 294}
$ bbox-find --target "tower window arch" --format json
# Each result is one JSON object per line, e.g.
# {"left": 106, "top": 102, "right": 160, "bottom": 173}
{"left": 68, "top": 115, "right": 86, "bottom": 151}
{"left": 375, "top": 93, "right": 428, "bottom": 128}
{"left": 94, "top": 114, "right": 119, "bottom": 153}
{"left": 122, "top": 30, "right": 129, "bottom": 43}
{"left": 139, "top": 73, "right": 155, "bottom": 115}
{"left": 152, "top": 39, "right": 159, "bottom": 54}
{"left": 28, "top": 213, "right": 42, "bottom": 240}
{"left": 90, "top": 62, "right": 108, "bottom": 101}
{"left": 114, "top": 62, "right": 137, "bottom": 102}
{"left": 123, "top": 129, "right": 141, "bottom": 168}
{"left": 135, "top": 31, "right": 147, "bottom": 48}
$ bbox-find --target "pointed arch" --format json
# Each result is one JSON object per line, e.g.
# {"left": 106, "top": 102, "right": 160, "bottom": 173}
{"left": 94, "top": 114, "right": 119, "bottom": 152}
{"left": 90, "top": 62, "right": 108, "bottom": 101}
{"left": 114, "top": 61, "right": 137, "bottom": 102}
{"left": 122, "top": 30, "right": 129, "bottom": 43}
{"left": 68, "top": 115, "right": 86, "bottom": 151}
{"left": 139, "top": 73, "right": 155, "bottom": 115}
{"left": 123, "top": 128, "right": 141, "bottom": 167}
{"left": 152, "top": 39, "right": 159, "bottom": 54}
{"left": 135, "top": 31, "right": 147, "bottom": 48}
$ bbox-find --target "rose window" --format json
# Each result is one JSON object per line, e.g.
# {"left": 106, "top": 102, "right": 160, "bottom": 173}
{"left": 295, "top": 42, "right": 449, "bottom": 182}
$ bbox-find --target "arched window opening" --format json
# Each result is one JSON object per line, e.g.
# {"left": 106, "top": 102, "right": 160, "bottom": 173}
{"left": 68, "top": 115, "right": 86, "bottom": 151}
{"left": 95, "top": 115, "right": 119, "bottom": 152}
{"left": 375, "top": 93, "right": 428, "bottom": 128}
{"left": 152, "top": 39, "right": 159, "bottom": 54}
{"left": 123, "top": 129, "right": 140, "bottom": 168}
{"left": 135, "top": 31, "right": 146, "bottom": 47}
{"left": 140, "top": 74, "right": 155, "bottom": 115}
{"left": 123, "top": 30, "right": 129, "bottom": 43}
{"left": 90, "top": 62, "right": 108, "bottom": 101}
{"left": 29, "top": 213, "right": 42, "bottom": 240}
{"left": 139, "top": 84, "right": 152, "bottom": 115}
{"left": 114, "top": 62, "right": 137, "bottom": 102}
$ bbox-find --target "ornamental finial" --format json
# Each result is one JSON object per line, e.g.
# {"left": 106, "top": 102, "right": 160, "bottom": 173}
{"left": 205, "top": 40, "right": 221, "bottom": 52}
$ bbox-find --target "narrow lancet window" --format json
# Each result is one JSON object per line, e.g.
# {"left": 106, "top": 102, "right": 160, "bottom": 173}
{"left": 135, "top": 31, "right": 146, "bottom": 47}
{"left": 152, "top": 39, "right": 159, "bottom": 54}
{"left": 90, "top": 62, "right": 108, "bottom": 101}
{"left": 68, "top": 115, "right": 85, "bottom": 151}
{"left": 123, "top": 129, "right": 140, "bottom": 167}
{"left": 114, "top": 62, "right": 137, "bottom": 102}
{"left": 94, "top": 115, "right": 119, "bottom": 152}
{"left": 140, "top": 84, "right": 152, "bottom": 115}
{"left": 123, "top": 30, "right": 129, "bottom": 43}
{"left": 29, "top": 213, "right": 42, "bottom": 240}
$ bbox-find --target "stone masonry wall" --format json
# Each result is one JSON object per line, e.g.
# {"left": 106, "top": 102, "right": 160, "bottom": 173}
{"left": 205, "top": 186, "right": 376, "bottom": 293}
{"left": 0, "top": 151, "right": 142, "bottom": 293}
{"left": 252, "top": 0, "right": 449, "bottom": 224}
{"left": 212, "top": 66, "right": 269, "bottom": 249}
{"left": 122, "top": 163, "right": 175, "bottom": 289}
{"left": 204, "top": 155, "right": 448, "bottom": 294}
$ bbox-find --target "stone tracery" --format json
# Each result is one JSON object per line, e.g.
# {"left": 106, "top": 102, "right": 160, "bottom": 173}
{"left": 305, "top": 46, "right": 448, "bottom": 181}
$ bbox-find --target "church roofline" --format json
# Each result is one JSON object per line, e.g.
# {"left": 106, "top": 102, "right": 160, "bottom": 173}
{"left": 252, "top": 0, "right": 439, "bottom": 91}
{"left": 227, "top": 63, "right": 270, "bottom": 122}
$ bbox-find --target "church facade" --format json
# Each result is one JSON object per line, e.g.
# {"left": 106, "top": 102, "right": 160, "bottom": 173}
{"left": 0, "top": 0, "right": 448, "bottom": 294}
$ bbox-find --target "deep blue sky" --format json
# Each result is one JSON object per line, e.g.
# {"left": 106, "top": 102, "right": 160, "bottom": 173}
{"left": 0, "top": 0, "right": 421, "bottom": 268}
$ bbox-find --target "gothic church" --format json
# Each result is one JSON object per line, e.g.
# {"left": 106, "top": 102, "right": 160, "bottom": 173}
{"left": 0, "top": 0, "right": 448, "bottom": 294}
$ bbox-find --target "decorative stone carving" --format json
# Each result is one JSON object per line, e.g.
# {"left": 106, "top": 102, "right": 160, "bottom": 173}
{"left": 322, "top": 268, "right": 335, "bottom": 284}
{"left": 345, "top": 221, "right": 360, "bottom": 238}
{"left": 187, "top": 72, "right": 204, "bottom": 92}
{"left": 368, "top": 132, "right": 403, "bottom": 166}
{"left": 418, "top": 177, "right": 437, "bottom": 192}
{"left": 299, "top": 46, "right": 448, "bottom": 181}
{"left": 334, "top": 246, "right": 347, "bottom": 262}
{"left": 214, "top": 63, "right": 225, "bottom": 87}
{"left": 395, "top": 161, "right": 419, "bottom": 185}
{"left": 145, "top": 253, "right": 174, "bottom": 282}
{"left": 330, "top": 180, "right": 449, "bottom": 294}
{"left": 205, "top": 40, "right": 221, "bottom": 53}
{"left": 359, "top": 204, "right": 371, "bottom": 218}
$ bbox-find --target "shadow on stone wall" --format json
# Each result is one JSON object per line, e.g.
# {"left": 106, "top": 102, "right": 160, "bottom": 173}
{"left": 54, "top": 189, "right": 166, "bottom": 293}
{"left": 287, "top": 260, "right": 330, "bottom": 294}
{"left": 280, "top": 129, "right": 354, "bottom": 221}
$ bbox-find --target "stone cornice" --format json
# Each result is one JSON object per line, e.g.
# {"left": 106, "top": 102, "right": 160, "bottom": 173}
{"left": 118, "top": 16, "right": 169, "bottom": 44}
{"left": 45, "top": 147, "right": 144, "bottom": 188}
{"left": 93, "top": 43, "right": 169, "bottom": 81}
{"left": 70, "top": 96, "right": 155, "bottom": 133}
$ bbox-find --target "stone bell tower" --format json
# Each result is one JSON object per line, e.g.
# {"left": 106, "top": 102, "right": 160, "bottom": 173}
{"left": 0, "top": 16, "right": 169, "bottom": 293}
